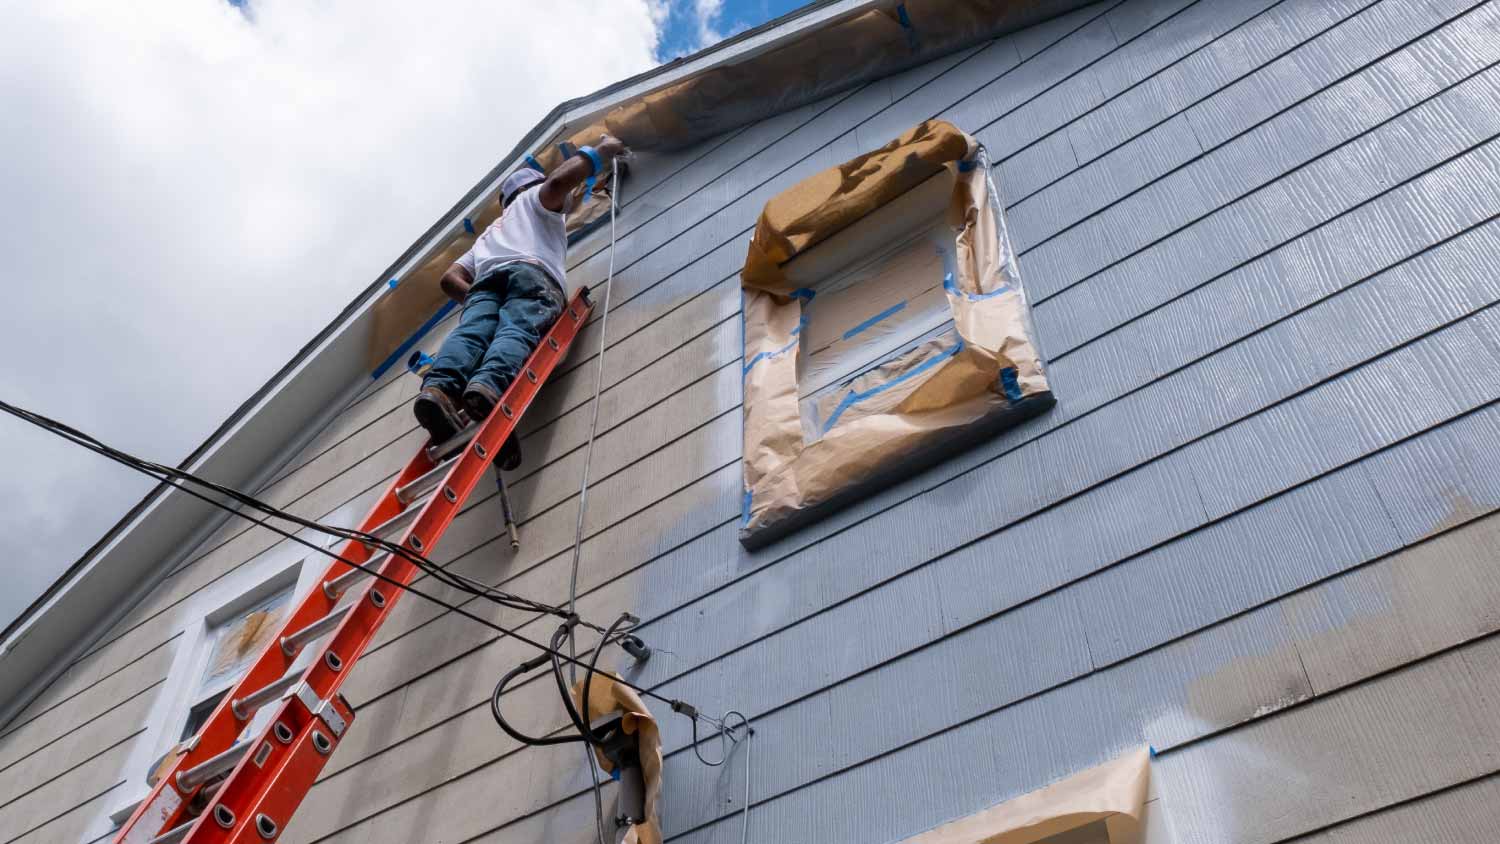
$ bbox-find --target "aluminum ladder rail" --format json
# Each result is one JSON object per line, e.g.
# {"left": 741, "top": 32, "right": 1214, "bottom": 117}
{"left": 114, "top": 287, "right": 596, "bottom": 844}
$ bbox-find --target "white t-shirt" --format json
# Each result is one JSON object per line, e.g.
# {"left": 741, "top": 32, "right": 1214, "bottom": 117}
{"left": 456, "top": 187, "right": 569, "bottom": 294}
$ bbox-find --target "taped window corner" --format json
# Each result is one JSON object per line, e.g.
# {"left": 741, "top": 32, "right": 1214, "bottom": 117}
{"left": 739, "top": 119, "right": 1054, "bottom": 548}
{"left": 898, "top": 747, "right": 1152, "bottom": 844}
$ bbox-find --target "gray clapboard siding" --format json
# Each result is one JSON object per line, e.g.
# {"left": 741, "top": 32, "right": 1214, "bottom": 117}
{"left": 172, "top": 0, "right": 1314, "bottom": 614}
{"left": 663, "top": 506, "right": 1500, "bottom": 843}
{"left": 351, "top": 0, "right": 1500, "bottom": 641}
{"left": 231, "top": 0, "right": 1500, "bottom": 803}
{"left": 93, "top": 0, "right": 1314, "bottom": 692}
{"left": 313, "top": 107, "right": 1500, "bottom": 821}
{"left": 418, "top": 326, "right": 1500, "bottom": 844}
{"left": 1283, "top": 772, "right": 1500, "bottom": 843}
{"left": 1148, "top": 637, "right": 1500, "bottom": 843}
{"left": 0, "top": 738, "right": 132, "bottom": 844}
{"left": 19, "top": 1, "right": 1500, "bottom": 842}
{"left": 289, "top": 200, "right": 1500, "bottom": 839}
{"left": 1069, "top": 0, "right": 1378, "bottom": 164}
{"left": 0, "top": 681, "right": 159, "bottom": 808}
{"left": 0, "top": 637, "right": 173, "bottom": 774}
{"left": 7, "top": 787, "right": 123, "bottom": 844}
{"left": 1037, "top": 0, "right": 1500, "bottom": 344}
{"left": 443, "top": 501, "right": 1500, "bottom": 844}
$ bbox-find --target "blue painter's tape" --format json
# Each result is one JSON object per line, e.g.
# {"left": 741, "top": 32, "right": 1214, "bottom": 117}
{"left": 791, "top": 287, "right": 817, "bottom": 301}
{"left": 1149, "top": 745, "right": 1158, "bottom": 759}
{"left": 742, "top": 330, "right": 800, "bottom": 376}
{"left": 742, "top": 489, "right": 752, "bottom": 525}
{"left": 842, "top": 301, "right": 906, "bottom": 341}
{"left": 579, "top": 145, "right": 604, "bottom": 175}
{"left": 895, "top": 3, "right": 920, "bottom": 51}
{"left": 524, "top": 153, "right": 544, "bottom": 172}
{"left": 1000, "top": 367, "right": 1021, "bottom": 402}
{"left": 463, "top": 218, "right": 475, "bottom": 235}
{"left": 822, "top": 339, "right": 964, "bottom": 432}
{"left": 406, "top": 349, "right": 435, "bottom": 376}
{"left": 387, "top": 278, "right": 399, "bottom": 289}
{"left": 742, "top": 313, "right": 807, "bottom": 376}
{"left": 610, "top": 766, "right": 622, "bottom": 781}
{"left": 558, "top": 141, "right": 577, "bottom": 160}
{"left": 943, "top": 271, "right": 1009, "bottom": 301}
{"left": 957, "top": 159, "right": 977, "bottom": 172}
{"left": 579, "top": 144, "right": 604, "bottom": 196}
{"left": 371, "top": 299, "right": 458, "bottom": 380}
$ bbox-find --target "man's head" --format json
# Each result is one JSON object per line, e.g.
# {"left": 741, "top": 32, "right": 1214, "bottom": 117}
{"left": 501, "top": 169, "right": 545, "bottom": 209}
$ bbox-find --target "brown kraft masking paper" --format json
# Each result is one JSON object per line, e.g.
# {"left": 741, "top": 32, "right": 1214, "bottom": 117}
{"left": 898, "top": 748, "right": 1152, "bottom": 844}
{"left": 572, "top": 675, "right": 666, "bottom": 844}
{"left": 739, "top": 119, "right": 1052, "bottom": 546}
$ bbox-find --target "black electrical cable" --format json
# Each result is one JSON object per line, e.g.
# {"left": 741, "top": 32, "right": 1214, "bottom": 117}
{"left": 0, "top": 398, "right": 566, "bottom": 619}
{"left": 6, "top": 367, "right": 761, "bottom": 836}
{"left": 491, "top": 611, "right": 635, "bottom": 748}
{"left": 0, "top": 397, "right": 690, "bottom": 712}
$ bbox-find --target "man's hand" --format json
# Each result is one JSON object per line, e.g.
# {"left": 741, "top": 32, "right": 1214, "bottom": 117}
{"left": 538, "top": 135, "right": 628, "bottom": 213}
{"left": 440, "top": 264, "right": 474, "bottom": 304}
{"left": 597, "top": 134, "right": 627, "bottom": 159}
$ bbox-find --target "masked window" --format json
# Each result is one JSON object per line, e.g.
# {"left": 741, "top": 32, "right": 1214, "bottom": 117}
{"left": 738, "top": 119, "right": 1054, "bottom": 548}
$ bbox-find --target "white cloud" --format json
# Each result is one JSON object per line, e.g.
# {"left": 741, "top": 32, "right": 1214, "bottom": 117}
{"left": 694, "top": 0, "right": 727, "bottom": 48}
{"left": 0, "top": 0, "right": 661, "bottom": 629}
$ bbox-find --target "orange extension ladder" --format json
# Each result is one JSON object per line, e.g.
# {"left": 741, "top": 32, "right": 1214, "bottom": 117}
{"left": 114, "top": 287, "right": 595, "bottom": 844}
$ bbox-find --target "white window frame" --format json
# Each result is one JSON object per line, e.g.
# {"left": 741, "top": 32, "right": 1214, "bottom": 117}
{"left": 101, "top": 541, "right": 328, "bottom": 830}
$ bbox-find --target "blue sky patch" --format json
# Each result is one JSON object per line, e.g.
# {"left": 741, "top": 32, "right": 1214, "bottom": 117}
{"left": 654, "top": 0, "right": 809, "bottom": 62}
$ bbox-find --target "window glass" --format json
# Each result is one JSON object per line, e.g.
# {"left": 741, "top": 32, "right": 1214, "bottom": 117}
{"left": 197, "top": 587, "right": 292, "bottom": 695}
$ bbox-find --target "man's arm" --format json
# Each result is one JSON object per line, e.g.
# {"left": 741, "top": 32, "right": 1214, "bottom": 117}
{"left": 440, "top": 263, "right": 473, "bottom": 303}
{"left": 538, "top": 135, "right": 627, "bottom": 213}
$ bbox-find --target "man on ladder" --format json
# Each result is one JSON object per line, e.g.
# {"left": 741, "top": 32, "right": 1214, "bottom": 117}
{"left": 413, "top": 134, "right": 628, "bottom": 467}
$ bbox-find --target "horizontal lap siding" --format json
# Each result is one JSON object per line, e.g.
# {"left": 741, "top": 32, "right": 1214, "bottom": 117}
{"left": 12, "top": 1, "right": 1500, "bottom": 842}
{"left": 276, "top": 1, "right": 1500, "bottom": 844}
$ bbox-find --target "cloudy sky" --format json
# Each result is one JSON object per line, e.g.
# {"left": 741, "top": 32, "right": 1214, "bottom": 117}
{"left": 0, "top": 0, "right": 804, "bottom": 632}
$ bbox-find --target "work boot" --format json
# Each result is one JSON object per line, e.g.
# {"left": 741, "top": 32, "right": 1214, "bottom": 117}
{"left": 462, "top": 382, "right": 523, "bottom": 470}
{"left": 413, "top": 386, "right": 464, "bottom": 445}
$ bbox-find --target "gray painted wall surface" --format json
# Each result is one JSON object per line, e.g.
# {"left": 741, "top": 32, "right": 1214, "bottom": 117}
{"left": 5, "top": 0, "right": 1500, "bottom": 841}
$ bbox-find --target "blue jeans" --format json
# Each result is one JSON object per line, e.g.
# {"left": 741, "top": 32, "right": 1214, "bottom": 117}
{"left": 423, "top": 262, "right": 565, "bottom": 398}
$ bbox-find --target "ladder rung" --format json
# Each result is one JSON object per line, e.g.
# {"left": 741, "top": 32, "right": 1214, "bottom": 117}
{"left": 150, "top": 819, "right": 193, "bottom": 844}
{"left": 323, "top": 552, "right": 388, "bottom": 599}
{"left": 281, "top": 605, "right": 352, "bottom": 656}
{"left": 425, "top": 421, "right": 479, "bottom": 463}
{"left": 114, "top": 288, "right": 596, "bottom": 844}
{"left": 396, "top": 455, "right": 458, "bottom": 504}
{"left": 367, "top": 501, "right": 424, "bottom": 542}
{"left": 232, "top": 670, "right": 301, "bottom": 720}
{"left": 148, "top": 776, "right": 226, "bottom": 842}
{"left": 178, "top": 741, "right": 249, "bottom": 791}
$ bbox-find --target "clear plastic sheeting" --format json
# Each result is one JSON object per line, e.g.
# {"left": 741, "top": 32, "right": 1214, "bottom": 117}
{"left": 787, "top": 172, "right": 959, "bottom": 439}
{"left": 739, "top": 119, "right": 1053, "bottom": 548}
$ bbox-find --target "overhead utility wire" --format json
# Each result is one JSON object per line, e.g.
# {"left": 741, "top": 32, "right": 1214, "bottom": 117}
{"left": 0, "top": 397, "right": 693, "bottom": 712}
{"left": 0, "top": 400, "right": 567, "bottom": 619}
